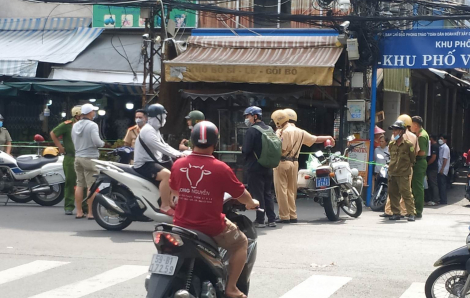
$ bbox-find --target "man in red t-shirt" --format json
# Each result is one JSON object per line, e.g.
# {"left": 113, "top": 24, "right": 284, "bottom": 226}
{"left": 170, "top": 121, "right": 259, "bottom": 298}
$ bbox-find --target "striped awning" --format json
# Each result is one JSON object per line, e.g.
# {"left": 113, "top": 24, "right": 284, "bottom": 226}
{"left": 165, "top": 36, "right": 343, "bottom": 86}
{"left": 0, "top": 18, "right": 103, "bottom": 76}
{"left": 0, "top": 60, "right": 38, "bottom": 77}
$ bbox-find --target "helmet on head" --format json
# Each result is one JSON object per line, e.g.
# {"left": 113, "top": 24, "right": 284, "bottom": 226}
{"left": 71, "top": 106, "right": 81, "bottom": 117}
{"left": 284, "top": 108, "right": 297, "bottom": 122}
{"left": 191, "top": 121, "right": 219, "bottom": 149}
{"left": 43, "top": 147, "right": 59, "bottom": 158}
{"left": 185, "top": 110, "right": 205, "bottom": 126}
{"left": 397, "top": 114, "right": 412, "bottom": 127}
{"left": 271, "top": 110, "right": 289, "bottom": 127}
{"left": 243, "top": 106, "right": 262, "bottom": 119}
{"left": 389, "top": 120, "right": 406, "bottom": 131}
{"left": 147, "top": 104, "right": 167, "bottom": 118}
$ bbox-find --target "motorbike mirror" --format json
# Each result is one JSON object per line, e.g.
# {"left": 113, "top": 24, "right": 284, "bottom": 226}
{"left": 34, "top": 134, "right": 45, "bottom": 142}
{"left": 314, "top": 151, "right": 323, "bottom": 158}
{"left": 347, "top": 135, "right": 356, "bottom": 142}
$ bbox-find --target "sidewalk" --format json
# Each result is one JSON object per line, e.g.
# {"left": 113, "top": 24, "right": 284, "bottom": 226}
{"left": 423, "top": 183, "right": 470, "bottom": 216}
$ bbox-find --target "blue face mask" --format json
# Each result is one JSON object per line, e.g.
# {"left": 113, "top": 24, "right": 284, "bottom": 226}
{"left": 393, "top": 134, "right": 400, "bottom": 141}
{"left": 0, "top": 121, "right": 4, "bottom": 128}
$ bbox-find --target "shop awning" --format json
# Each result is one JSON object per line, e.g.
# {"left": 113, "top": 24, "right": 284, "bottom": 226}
{"left": 428, "top": 68, "right": 470, "bottom": 87}
{"left": 165, "top": 35, "right": 343, "bottom": 86}
{"left": 3, "top": 80, "right": 103, "bottom": 93}
{"left": 0, "top": 18, "right": 103, "bottom": 77}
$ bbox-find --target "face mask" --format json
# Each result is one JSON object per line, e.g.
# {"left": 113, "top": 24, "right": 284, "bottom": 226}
{"left": 136, "top": 118, "right": 144, "bottom": 127}
{"left": 188, "top": 125, "right": 193, "bottom": 130}
{"left": 0, "top": 121, "right": 3, "bottom": 128}
{"left": 438, "top": 139, "right": 444, "bottom": 145}
{"left": 393, "top": 134, "right": 400, "bottom": 141}
{"left": 148, "top": 117, "right": 162, "bottom": 131}
{"left": 245, "top": 119, "right": 252, "bottom": 127}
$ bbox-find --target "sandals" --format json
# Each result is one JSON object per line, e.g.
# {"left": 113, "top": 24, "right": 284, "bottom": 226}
{"left": 75, "top": 214, "right": 86, "bottom": 219}
{"left": 160, "top": 208, "right": 175, "bottom": 216}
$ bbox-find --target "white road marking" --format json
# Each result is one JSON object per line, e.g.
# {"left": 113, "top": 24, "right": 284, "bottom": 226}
{"left": 400, "top": 282, "right": 425, "bottom": 298}
{"left": 279, "top": 275, "right": 352, "bottom": 298}
{"left": 28, "top": 265, "right": 148, "bottom": 298}
{"left": 0, "top": 260, "right": 69, "bottom": 285}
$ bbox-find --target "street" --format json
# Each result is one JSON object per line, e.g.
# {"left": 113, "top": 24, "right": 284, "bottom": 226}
{"left": 1, "top": 185, "right": 469, "bottom": 298}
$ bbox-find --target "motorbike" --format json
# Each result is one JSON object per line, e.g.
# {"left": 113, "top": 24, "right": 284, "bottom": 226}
{"left": 145, "top": 194, "right": 258, "bottom": 298}
{"left": 370, "top": 152, "right": 390, "bottom": 212}
{"left": 4, "top": 135, "right": 65, "bottom": 206}
{"left": 425, "top": 226, "right": 470, "bottom": 298}
{"left": 86, "top": 154, "right": 173, "bottom": 231}
{"left": 297, "top": 136, "right": 364, "bottom": 221}
{"left": 463, "top": 152, "right": 470, "bottom": 201}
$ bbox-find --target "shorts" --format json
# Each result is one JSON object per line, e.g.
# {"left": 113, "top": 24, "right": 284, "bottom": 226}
{"left": 213, "top": 219, "right": 248, "bottom": 252}
{"left": 134, "top": 162, "right": 166, "bottom": 180}
{"left": 74, "top": 157, "right": 99, "bottom": 188}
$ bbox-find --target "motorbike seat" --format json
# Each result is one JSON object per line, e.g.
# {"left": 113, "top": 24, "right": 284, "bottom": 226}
{"left": 16, "top": 156, "right": 58, "bottom": 171}
{"left": 112, "top": 163, "right": 157, "bottom": 182}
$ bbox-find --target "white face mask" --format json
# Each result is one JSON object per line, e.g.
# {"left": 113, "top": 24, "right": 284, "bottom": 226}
{"left": 136, "top": 118, "right": 145, "bottom": 127}
{"left": 148, "top": 117, "right": 162, "bottom": 131}
{"left": 245, "top": 119, "right": 252, "bottom": 127}
{"left": 438, "top": 139, "right": 444, "bottom": 145}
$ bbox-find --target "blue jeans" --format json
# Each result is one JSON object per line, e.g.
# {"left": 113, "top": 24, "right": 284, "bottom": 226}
{"left": 437, "top": 173, "right": 447, "bottom": 204}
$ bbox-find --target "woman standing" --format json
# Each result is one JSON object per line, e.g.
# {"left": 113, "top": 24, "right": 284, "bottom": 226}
{"left": 0, "top": 114, "right": 12, "bottom": 154}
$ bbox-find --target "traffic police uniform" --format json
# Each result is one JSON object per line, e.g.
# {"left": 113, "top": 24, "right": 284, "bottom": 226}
{"left": 388, "top": 135, "right": 416, "bottom": 217}
{"left": 412, "top": 127, "right": 429, "bottom": 217}
{"left": 0, "top": 127, "right": 12, "bottom": 152}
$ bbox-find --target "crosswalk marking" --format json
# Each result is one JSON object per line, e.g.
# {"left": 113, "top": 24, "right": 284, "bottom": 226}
{"left": 279, "top": 275, "right": 352, "bottom": 298}
{"left": 400, "top": 282, "right": 425, "bottom": 298}
{"left": 28, "top": 265, "right": 148, "bottom": 298}
{"left": 0, "top": 260, "right": 69, "bottom": 285}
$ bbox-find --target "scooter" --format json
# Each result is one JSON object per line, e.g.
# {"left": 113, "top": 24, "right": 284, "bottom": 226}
{"left": 425, "top": 226, "right": 470, "bottom": 297}
{"left": 145, "top": 194, "right": 257, "bottom": 298}
{"left": 4, "top": 134, "right": 65, "bottom": 206}
{"left": 370, "top": 152, "right": 390, "bottom": 211}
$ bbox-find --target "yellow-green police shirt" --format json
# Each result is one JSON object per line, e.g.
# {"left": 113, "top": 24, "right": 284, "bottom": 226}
{"left": 388, "top": 139, "right": 416, "bottom": 176}
{"left": 0, "top": 127, "right": 12, "bottom": 151}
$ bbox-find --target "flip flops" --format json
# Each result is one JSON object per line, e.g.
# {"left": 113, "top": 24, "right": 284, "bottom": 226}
{"left": 75, "top": 214, "right": 86, "bottom": 219}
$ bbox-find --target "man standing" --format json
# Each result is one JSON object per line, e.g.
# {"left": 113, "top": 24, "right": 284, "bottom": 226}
{"left": 410, "top": 116, "right": 429, "bottom": 218}
{"left": 179, "top": 110, "right": 205, "bottom": 151}
{"left": 242, "top": 106, "right": 276, "bottom": 228}
{"left": 426, "top": 135, "right": 440, "bottom": 206}
{"left": 123, "top": 109, "right": 147, "bottom": 148}
{"left": 437, "top": 135, "right": 451, "bottom": 205}
{"left": 72, "top": 104, "right": 105, "bottom": 219}
{"left": 387, "top": 120, "right": 416, "bottom": 221}
{"left": 50, "top": 106, "right": 82, "bottom": 215}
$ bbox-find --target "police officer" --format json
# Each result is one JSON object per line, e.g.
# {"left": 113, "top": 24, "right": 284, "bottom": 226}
{"left": 284, "top": 108, "right": 298, "bottom": 126}
{"left": 123, "top": 109, "right": 147, "bottom": 148}
{"left": 50, "top": 106, "right": 83, "bottom": 215}
{"left": 411, "top": 116, "right": 429, "bottom": 218}
{"left": 387, "top": 120, "right": 416, "bottom": 221}
{"left": 180, "top": 110, "right": 205, "bottom": 150}
{"left": 0, "top": 114, "right": 12, "bottom": 155}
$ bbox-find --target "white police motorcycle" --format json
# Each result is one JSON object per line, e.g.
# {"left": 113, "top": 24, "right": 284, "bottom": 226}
{"left": 3, "top": 138, "right": 65, "bottom": 206}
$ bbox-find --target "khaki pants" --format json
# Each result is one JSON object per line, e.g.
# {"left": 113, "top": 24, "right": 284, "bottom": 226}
{"left": 274, "top": 161, "right": 297, "bottom": 220}
{"left": 384, "top": 170, "right": 414, "bottom": 216}
{"left": 388, "top": 175, "right": 415, "bottom": 216}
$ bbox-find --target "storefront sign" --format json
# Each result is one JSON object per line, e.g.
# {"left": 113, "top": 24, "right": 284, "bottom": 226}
{"left": 92, "top": 5, "right": 196, "bottom": 28}
{"left": 380, "top": 29, "right": 470, "bottom": 69}
{"left": 348, "top": 140, "right": 370, "bottom": 186}
{"left": 165, "top": 64, "right": 335, "bottom": 86}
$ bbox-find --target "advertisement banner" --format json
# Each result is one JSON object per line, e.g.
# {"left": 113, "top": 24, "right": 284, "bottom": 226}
{"left": 347, "top": 140, "right": 370, "bottom": 186}
{"left": 92, "top": 5, "right": 196, "bottom": 29}
{"left": 379, "top": 29, "right": 470, "bottom": 69}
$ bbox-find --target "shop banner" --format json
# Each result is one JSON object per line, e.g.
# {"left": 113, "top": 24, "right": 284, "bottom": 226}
{"left": 379, "top": 29, "right": 470, "bottom": 69}
{"left": 92, "top": 5, "right": 196, "bottom": 29}
{"left": 347, "top": 140, "right": 370, "bottom": 186}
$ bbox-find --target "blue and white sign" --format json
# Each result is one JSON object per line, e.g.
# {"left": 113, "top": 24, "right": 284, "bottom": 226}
{"left": 379, "top": 29, "right": 470, "bottom": 69}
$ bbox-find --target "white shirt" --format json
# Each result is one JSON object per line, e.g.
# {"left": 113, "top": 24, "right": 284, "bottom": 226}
{"left": 438, "top": 143, "right": 451, "bottom": 175}
{"left": 133, "top": 124, "right": 182, "bottom": 168}
{"left": 374, "top": 146, "right": 389, "bottom": 173}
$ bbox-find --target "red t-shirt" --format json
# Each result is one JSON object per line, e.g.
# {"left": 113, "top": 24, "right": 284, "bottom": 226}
{"left": 170, "top": 153, "right": 245, "bottom": 237}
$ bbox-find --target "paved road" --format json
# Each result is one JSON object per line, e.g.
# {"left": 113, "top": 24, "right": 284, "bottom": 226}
{"left": 0, "top": 183, "right": 469, "bottom": 298}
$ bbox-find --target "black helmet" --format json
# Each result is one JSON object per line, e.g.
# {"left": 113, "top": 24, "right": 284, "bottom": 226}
{"left": 191, "top": 121, "right": 219, "bottom": 149}
{"left": 389, "top": 120, "right": 406, "bottom": 130}
{"left": 147, "top": 104, "right": 167, "bottom": 118}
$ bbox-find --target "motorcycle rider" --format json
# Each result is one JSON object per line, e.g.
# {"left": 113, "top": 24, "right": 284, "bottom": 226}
{"left": 133, "top": 104, "right": 183, "bottom": 216}
{"left": 179, "top": 110, "right": 205, "bottom": 150}
{"left": 170, "top": 121, "right": 259, "bottom": 298}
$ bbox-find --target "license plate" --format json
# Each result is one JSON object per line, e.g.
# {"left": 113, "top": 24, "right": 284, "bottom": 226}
{"left": 316, "top": 177, "right": 330, "bottom": 188}
{"left": 149, "top": 254, "right": 178, "bottom": 276}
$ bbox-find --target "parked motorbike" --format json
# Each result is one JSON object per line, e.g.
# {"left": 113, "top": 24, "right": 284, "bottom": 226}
{"left": 4, "top": 135, "right": 65, "bottom": 206}
{"left": 145, "top": 194, "right": 257, "bottom": 298}
{"left": 297, "top": 136, "right": 364, "bottom": 221}
{"left": 425, "top": 227, "right": 470, "bottom": 298}
{"left": 370, "top": 152, "right": 390, "bottom": 212}
{"left": 86, "top": 157, "right": 173, "bottom": 231}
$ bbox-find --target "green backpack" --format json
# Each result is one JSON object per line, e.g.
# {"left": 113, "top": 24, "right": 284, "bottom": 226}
{"left": 252, "top": 125, "right": 282, "bottom": 168}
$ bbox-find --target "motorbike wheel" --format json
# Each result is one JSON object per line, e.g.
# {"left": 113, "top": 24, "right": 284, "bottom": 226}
{"left": 93, "top": 186, "right": 132, "bottom": 231}
{"left": 323, "top": 188, "right": 341, "bottom": 221}
{"left": 341, "top": 197, "right": 363, "bottom": 218}
{"left": 370, "top": 185, "right": 388, "bottom": 212}
{"left": 425, "top": 264, "right": 469, "bottom": 298}
{"left": 7, "top": 193, "right": 33, "bottom": 203}
{"left": 32, "top": 183, "right": 65, "bottom": 206}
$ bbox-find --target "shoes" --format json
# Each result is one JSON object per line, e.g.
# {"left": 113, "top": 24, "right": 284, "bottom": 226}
{"left": 426, "top": 202, "right": 438, "bottom": 206}
{"left": 267, "top": 222, "right": 277, "bottom": 227}
{"left": 275, "top": 218, "right": 290, "bottom": 224}
{"left": 379, "top": 213, "right": 392, "bottom": 218}
{"left": 65, "top": 210, "right": 73, "bottom": 215}
{"left": 389, "top": 215, "right": 402, "bottom": 220}
{"left": 290, "top": 219, "right": 298, "bottom": 223}
{"left": 440, "top": 202, "right": 448, "bottom": 205}
{"left": 416, "top": 213, "right": 422, "bottom": 219}
{"left": 408, "top": 215, "right": 416, "bottom": 221}
{"left": 254, "top": 222, "right": 266, "bottom": 228}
